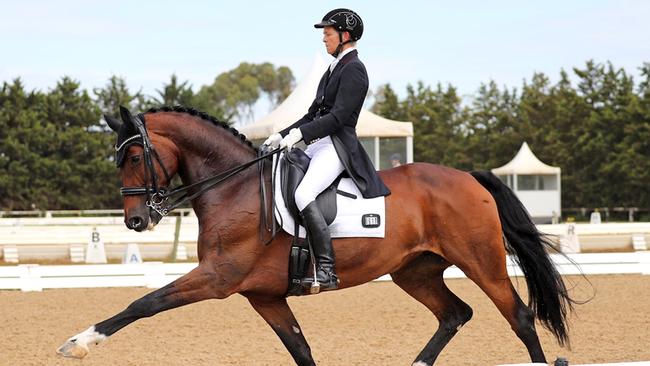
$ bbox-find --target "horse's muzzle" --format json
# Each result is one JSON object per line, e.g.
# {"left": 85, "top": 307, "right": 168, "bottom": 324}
{"left": 125, "top": 213, "right": 149, "bottom": 232}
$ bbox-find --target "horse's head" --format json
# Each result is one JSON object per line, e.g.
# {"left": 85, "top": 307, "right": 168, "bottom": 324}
{"left": 106, "top": 106, "right": 179, "bottom": 231}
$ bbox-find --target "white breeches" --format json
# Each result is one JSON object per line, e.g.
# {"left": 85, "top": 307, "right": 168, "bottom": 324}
{"left": 295, "top": 137, "right": 345, "bottom": 211}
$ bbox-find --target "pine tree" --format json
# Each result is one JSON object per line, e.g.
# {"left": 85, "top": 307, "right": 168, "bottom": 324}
{"left": 94, "top": 75, "right": 148, "bottom": 117}
{"left": 153, "top": 74, "right": 195, "bottom": 107}
{"left": 0, "top": 77, "right": 120, "bottom": 210}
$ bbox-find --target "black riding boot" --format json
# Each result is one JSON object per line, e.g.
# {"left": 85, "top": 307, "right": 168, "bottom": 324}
{"left": 300, "top": 201, "right": 338, "bottom": 293}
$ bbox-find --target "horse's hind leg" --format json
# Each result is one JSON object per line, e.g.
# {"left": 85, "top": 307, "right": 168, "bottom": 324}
{"left": 460, "top": 260, "right": 546, "bottom": 362}
{"left": 449, "top": 237, "right": 546, "bottom": 362}
{"left": 247, "top": 296, "right": 315, "bottom": 366}
{"left": 391, "top": 252, "right": 473, "bottom": 366}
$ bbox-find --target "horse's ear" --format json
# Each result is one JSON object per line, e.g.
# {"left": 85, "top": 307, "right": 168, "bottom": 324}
{"left": 119, "top": 105, "right": 134, "bottom": 127}
{"left": 104, "top": 114, "right": 123, "bottom": 132}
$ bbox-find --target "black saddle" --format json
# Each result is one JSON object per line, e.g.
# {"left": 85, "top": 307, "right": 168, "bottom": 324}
{"left": 280, "top": 148, "right": 339, "bottom": 226}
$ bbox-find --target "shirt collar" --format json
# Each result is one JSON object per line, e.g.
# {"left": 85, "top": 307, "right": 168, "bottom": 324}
{"left": 336, "top": 46, "right": 356, "bottom": 61}
{"left": 330, "top": 47, "right": 356, "bottom": 72}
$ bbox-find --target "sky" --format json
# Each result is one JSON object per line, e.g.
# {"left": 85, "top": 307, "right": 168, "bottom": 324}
{"left": 2, "top": 0, "right": 649, "bottom": 119}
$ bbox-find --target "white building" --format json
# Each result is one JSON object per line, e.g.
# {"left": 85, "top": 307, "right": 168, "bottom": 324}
{"left": 492, "top": 142, "right": 561, "bottom": 223}
{"left": 239, "top": 55, "right": 413, "bottom": 170}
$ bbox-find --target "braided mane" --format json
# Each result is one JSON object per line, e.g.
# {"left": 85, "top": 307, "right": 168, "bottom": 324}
{"left": 145, "top": 105, "right": 257, "bottom": 151}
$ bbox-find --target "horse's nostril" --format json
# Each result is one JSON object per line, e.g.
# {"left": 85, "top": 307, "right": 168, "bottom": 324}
{"left": 128, "top": 216, "right": 143, "bottom": 229}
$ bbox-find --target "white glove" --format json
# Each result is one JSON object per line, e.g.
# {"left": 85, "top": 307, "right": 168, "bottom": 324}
{"left": 280, "top": 128, "right": 303, "bottom": 150}
{"left": 262, "top": 133, "right": 282, "bottom": 148}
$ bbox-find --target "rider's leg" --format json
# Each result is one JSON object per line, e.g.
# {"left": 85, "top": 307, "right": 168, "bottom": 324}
{"left": 295, "top": 138, "right": 345, "bottom": 211}
{"left": 298, "top": 201, "right": 338, "bottom": 291}
{"left": 295, "top": 140, "right": 344, "bottom": 291}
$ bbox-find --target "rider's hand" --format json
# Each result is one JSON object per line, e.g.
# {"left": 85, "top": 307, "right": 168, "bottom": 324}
{"left": 263, "top": 133, "right": 282, "bottom": 148}
{"left": 280, "top": 128, "right": 303, "bottom": 150}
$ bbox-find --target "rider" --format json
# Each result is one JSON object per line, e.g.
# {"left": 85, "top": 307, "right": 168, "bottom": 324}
{"left": 263, "top": 9, "right": 391, "bottom": 291}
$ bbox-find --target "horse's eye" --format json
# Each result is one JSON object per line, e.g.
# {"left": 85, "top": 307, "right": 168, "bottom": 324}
{"left": 129, "top": 155, "right": 142, "bottom": 166}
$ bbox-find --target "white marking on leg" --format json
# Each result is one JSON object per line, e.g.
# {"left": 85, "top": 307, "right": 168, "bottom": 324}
{"left": 57, "top": 326, "right": 107, "bottom": 359}
{"left": 69, "top": 326, "right": 107, "bottom": 349}
{"left": 412, "top": 361, "right": 429, "bottom": 366}
{"left": 292, "top": 325, "right": 301, "bottom": 334}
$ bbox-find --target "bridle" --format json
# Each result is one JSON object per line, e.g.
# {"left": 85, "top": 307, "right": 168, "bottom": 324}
{"left": 117, "top": 113, "right": 283, "bottom": 222}
{"left": 118, "top": 113, "right": 172, "bottom": 216}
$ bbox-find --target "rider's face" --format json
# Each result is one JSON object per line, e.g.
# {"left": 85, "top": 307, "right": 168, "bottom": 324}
{"left": 322, "top": 26, "right": 349, "bottom": 55}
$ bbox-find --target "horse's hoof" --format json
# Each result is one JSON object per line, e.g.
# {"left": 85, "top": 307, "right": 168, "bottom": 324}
{"left": 56, "top": 339, "right": 89, "bottom": 359}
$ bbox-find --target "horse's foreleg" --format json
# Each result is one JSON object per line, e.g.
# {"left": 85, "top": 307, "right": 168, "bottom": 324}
{"left": 57, "top": 264, "right": 222, "bottom": 359}
{"left": 247, "top": 296, "right": 315, "bottom": 366}
{"left": 391, "top": 253, "right": 473, "bottom": 366}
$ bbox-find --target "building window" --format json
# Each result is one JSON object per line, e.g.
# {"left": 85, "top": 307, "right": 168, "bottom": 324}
{"left": 517, "top": 174, "right": 557, "bottom": 191}
{"left": 379, "top": 137, "right": 407, "bottom": 170}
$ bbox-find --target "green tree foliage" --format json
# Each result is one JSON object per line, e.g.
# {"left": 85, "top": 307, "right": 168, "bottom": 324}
{"left": 371, "top": 84, "right": 405, "bottom": 121}
{"left": 372, "top": 82, "right": 469, "bottom": 168}
{"left": 94, "top": 75, "right": 148, "bottom": 117}
{"left": 194, "top": 62, "right": 294, "bottom": 122}
{"left": 372, "top": 60, "right": 650, "bottom": 209}
{"left": 1, "top": 60, "right": 646, "bottom": 211}
{"left": 256, "top": 63, "right": 294, "bottom": 107}
{"left": 152, "top": 74, "right": 195, "bottom": 107}
{"left": 0, "top": 77, "right": 119, "bottom": 210}
{"left": 464, "top": 80, "right": 520, "bottom": 170}
{"left": 610, "top": 63, "right": 650, "bottom": 208}
{"left": 567, "top": 61, "right": 636, "bottom": 207}
{"left": 0, "top": 62, "right": 294, "bottom": 210}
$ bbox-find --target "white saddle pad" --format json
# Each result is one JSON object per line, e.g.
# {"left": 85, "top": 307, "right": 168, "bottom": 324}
{"left": 273, "top": 154, "right": 385, "bottom": 238}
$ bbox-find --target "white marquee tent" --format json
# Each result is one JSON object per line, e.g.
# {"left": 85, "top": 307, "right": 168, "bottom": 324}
{"left": 492, "top": 142, "right": 562, "bottom": 223}
{"left": 239, "top": 55, "right": 413, "bottom": 169}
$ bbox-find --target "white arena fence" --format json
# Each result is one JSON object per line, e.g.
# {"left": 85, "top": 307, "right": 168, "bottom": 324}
{"left": 0, "top": 215, "right": 199, "bottom": 261}
{"left": 0, "top": 218, "right": 649, "bottom": 262}
{"left": 0, "top": 218, "right": 648, "bottom": 263}
{"left": 0, "top": 252, "right": 648, "bottom": 292}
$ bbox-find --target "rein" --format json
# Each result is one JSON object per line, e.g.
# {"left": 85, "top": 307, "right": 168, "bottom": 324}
{"left": 118, "top": 113, "right": 283, "bottom": 222}
{"left": 148, "top": 145, "right": 283, "bottom": 217}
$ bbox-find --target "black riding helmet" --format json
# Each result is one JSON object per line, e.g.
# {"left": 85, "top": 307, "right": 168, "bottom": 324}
{"left": 314, "top": 8, "right": 363, "bottom": 57}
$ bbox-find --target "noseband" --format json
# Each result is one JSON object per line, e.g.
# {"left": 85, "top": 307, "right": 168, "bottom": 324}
{"left": 116, "top": 113, "right": 282, "bottom": 219}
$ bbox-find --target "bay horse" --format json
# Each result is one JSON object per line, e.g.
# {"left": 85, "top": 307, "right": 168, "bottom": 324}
{"left": 57, "top": 106, "right": 575, "bottom": 365}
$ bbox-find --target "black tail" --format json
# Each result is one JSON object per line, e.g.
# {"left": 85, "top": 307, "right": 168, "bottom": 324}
{"left": 470, "top": 170, "right": 574, "bottom": 346}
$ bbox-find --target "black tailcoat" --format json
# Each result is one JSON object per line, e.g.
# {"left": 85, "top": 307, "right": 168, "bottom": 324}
{"left": 280, "top": 50, "right": 391, "bottom": 198}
